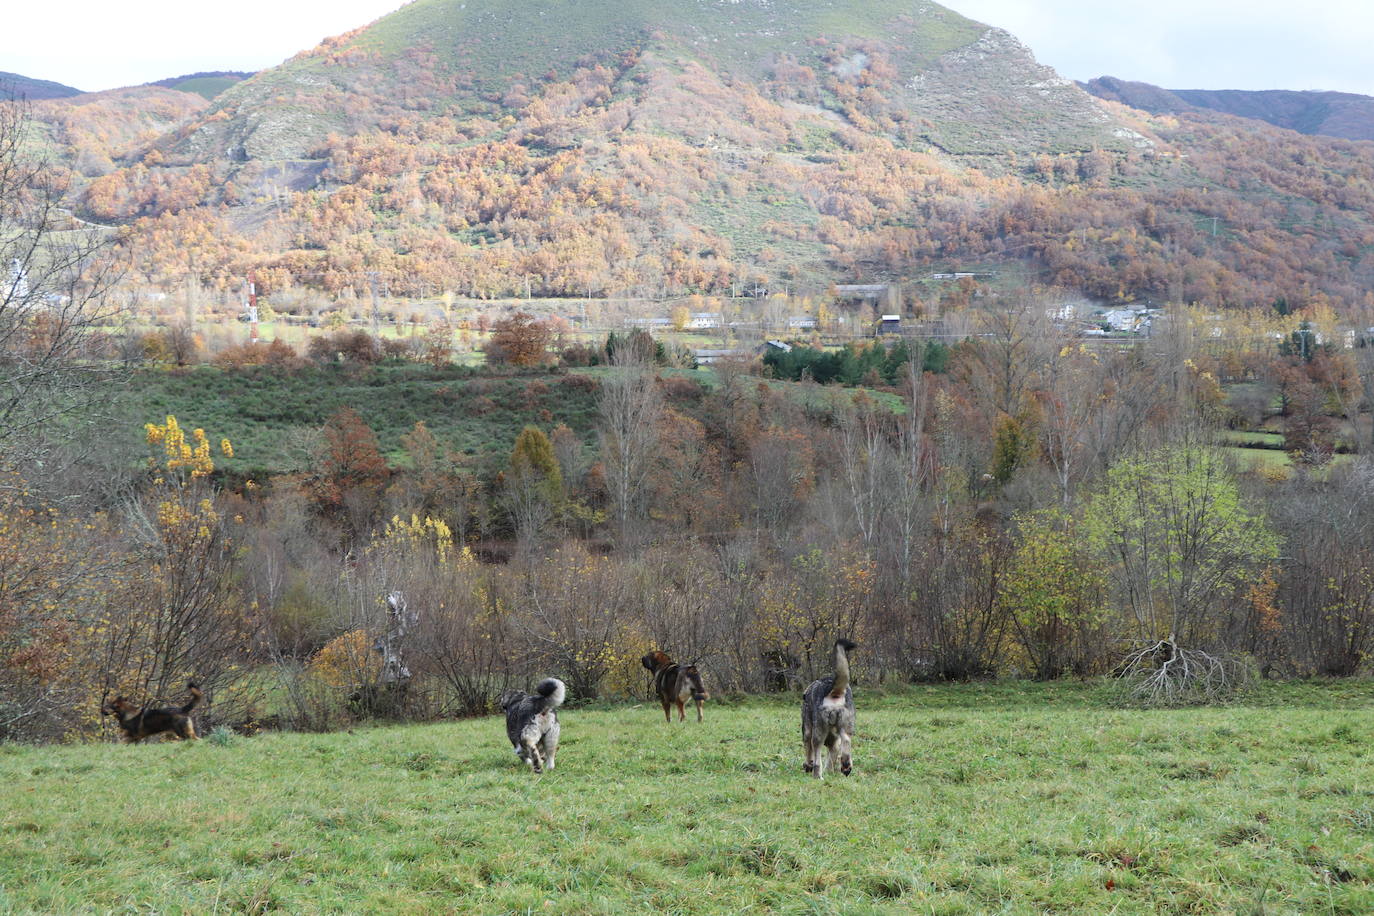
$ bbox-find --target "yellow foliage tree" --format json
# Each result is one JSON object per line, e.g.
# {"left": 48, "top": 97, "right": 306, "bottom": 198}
{"left": 310, "top": 630, "right": 379, "bottom": 689}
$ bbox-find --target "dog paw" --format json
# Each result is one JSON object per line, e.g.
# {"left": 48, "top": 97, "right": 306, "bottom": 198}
{"left": 803, "top": 763, "right": 815, "bottom": 773}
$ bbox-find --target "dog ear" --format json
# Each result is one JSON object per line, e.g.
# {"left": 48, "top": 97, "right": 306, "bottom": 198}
{"left": 640, "top": 652, "right": 657, "bottom": 672}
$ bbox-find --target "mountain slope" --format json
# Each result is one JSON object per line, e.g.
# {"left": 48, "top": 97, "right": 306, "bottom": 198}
{"left": 34, "top": 88, "right": 207, "bottom": 177}
{"left": 44, "top": 0, "right": 1374, "bottom": 317}
{"left": 170, "top": 0, "right": 1130, "bottom": 163}
{"left": 146, "top": 71, "right": 254, "bottom": 101}
{"left": 1085, "top": 76, "right": 1374, "bottom": 142}
{"left": 1, "top": 71, "right": 82, "bottom": 100}
{"left": 1174, "top": 88, "right": 1374, "bottom": 142}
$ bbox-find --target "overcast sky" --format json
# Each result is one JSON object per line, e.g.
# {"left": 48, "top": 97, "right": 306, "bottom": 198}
{"left": 5, "top": 0, "right": 1373, "bottom": 96}
{"left": 951, "top": 0, "right": 1374, "bottom": 95}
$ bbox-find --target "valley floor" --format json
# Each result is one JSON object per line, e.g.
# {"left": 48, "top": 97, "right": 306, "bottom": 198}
{"left": 2, "top": 682, "right": 1372, "bottom": 914}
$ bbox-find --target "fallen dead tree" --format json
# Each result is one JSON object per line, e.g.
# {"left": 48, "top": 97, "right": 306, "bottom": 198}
{"left": 1114, "top": 637, "right": 1253, "bottom": 706}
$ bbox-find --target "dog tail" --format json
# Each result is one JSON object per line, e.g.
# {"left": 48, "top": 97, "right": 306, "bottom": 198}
{"left": 683, "top": 665, "right": 709, "bottom": 701}
{"left": 534, "top": 677, "right": 566, "bottom": 711}
{"left": 828, "top": 639, "right": 857, "bottom": 699}
{"left": 181, "top": 682, "right": 203, "bottom": 714}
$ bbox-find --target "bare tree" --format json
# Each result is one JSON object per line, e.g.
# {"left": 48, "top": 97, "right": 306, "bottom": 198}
{"left": 501, "top": 466, "right": 557, "bottom": 549}
{"left": 598, "top": 341, "right": 662, "bottom": 545}
{"left": 887, "top": 346, "right": 936, "bottom": 583}
{"left": 0, "top": 92, "right": 123, "bottom": 473}
{"left": 1036, "top": 343, "right": 1099, "bottom": 508}
{"left": 834, "top": 392, "right": 887, "bottom": 548}
{"left": 1081, "top": 346, "right": 1168, "bottom": 476}
{"left": 960, "top": 294, "right": 1053, "bottom": 417}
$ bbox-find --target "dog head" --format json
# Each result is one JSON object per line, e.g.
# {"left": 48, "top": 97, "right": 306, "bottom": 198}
{"left": 101, "top": 696, "right": 135, "bottom": 718}
{"left": 497, "top": 688, "right": 525, "bottom": 712}
{"left": 641, "top": 651, "right": 672, "bottom": 674}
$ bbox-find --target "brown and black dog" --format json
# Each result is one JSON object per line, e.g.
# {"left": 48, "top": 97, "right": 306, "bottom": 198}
{"left": 641, "top": 651, "right": 708, "bottom": 723}
{"left": 102, "top": 682, "right": 202, "bottom": 742}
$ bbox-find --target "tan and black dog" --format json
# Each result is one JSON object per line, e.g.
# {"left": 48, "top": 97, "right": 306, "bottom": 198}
{"left": 641, "top": 651, "right": 708, "bottom": 723}
{"left": 102, "top": 682, "right": 202, "bottom": 742}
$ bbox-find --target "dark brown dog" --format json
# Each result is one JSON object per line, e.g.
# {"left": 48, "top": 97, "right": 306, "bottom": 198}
{"left": 641, "top": 651, "right": 708, "bottom": 722}
{"left": 102, "top": 682, "right": 202, "bottom": 742}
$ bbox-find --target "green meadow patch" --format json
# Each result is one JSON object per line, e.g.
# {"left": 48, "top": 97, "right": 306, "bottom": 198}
{"left": 118, "top": 365, "right": 600, "bottom": 477}
{"left": 1, "top": 683, "right": 1372, "bottom": 913}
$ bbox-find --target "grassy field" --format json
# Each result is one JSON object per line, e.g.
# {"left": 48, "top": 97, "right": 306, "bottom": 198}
{"left": 116, "top": 362, "right": 907, "bottom": 478}
{"left": 167, "top": 77, "right": 242, "bottom": 101}
{"left": 118, "top": 365, "right": 601, "bottom": 477}
{"left": 2, "top": 683, "right": 1372, "bottom": 914}
{"left": 1222, "top": 430, "right": 1287, "bottom": 449}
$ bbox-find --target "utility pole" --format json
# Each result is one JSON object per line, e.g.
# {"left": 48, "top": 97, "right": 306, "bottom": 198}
{"left": 246, "top": 272, "right": 259, "bottom": 344}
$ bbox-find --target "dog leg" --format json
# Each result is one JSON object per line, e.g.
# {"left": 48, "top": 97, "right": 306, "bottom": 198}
{"left": 676, "top": 697, "right": 686, "bottom": 722}
{"left": 526, "top": 741, "right": 544, "bottom": 773}
{"left": 543, "top": 738, "right": 557, "bottom": 772}
{"left": 661, "top": 700, "right": 672, "bottom": 723}
{"left": 694, "top": 697, "right": 704, "bottom": 723}
{"left": 806, "top": 739, "right": 824, "bottom": 779}
{"left": 839, "top": 731, "right": 853, "bottom": 776}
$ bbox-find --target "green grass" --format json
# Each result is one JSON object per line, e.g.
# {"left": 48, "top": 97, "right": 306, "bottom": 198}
{"left": 3, "top": 683, "right": 1373, "bottom": 913}
{"left": 168, "top": 77, "right": 242, "bottom": 101}
{"left": 119, "top": 365, "right": 600, "bottom": 476}
{"left": 355, "top": 0, "right": 984, "bottom": 89}
{"left": 115, "top": 360, "right": 899, "bottom": 478}
{"left": 1230, "top": 446, "right": 1293, "bottom": 472}
{"left": 1227, "top": 445, "right": 1356, "bottom": 476}
{"left": 1222, "top": 430, "right": 1286, "bottom": 449}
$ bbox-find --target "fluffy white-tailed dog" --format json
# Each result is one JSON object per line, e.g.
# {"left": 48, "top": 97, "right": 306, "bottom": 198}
{"left": 801, "top": 639, "right": 856, "bottom": 779}
{"left": 499, "top": 678, "right": 565, "bottom": 772}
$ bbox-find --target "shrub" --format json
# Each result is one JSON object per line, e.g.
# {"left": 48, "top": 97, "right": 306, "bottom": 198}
{"left": 307, "top": 330, "right": 382, "bottom": 365}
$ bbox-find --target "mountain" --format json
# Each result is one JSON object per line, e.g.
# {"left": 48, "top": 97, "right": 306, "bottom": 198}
{"left": 40, "top": 0, "right": 1374, "bottom": 317}
{"left": 1080, "top": 77, "right": 1190, "bottom": 115}
{"left": 1085, "top": 76, "right": 1374, "bottom": 142}
{"left": 1, "top": 71, "right": 83, "bottom": 100}
{"left": 1174, "top": 89, "right": 1374, "bottom": 142}
{"left": 34, "top": 88, "right": 207, "bottom": 177}
{"left": 146, "top": 71, "right": 254, "bottom": 102}
{"left": 168, "top": 0, "right": 1133, "bottom": 164}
